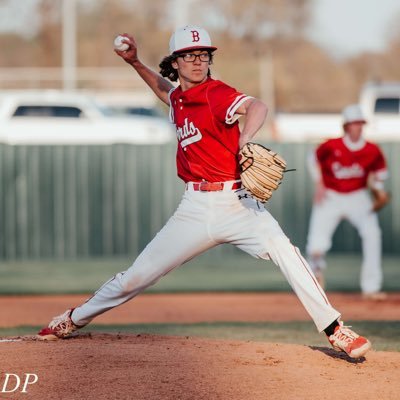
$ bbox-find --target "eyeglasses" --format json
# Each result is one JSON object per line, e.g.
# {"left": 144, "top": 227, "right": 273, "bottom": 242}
{"left": 177, "top": 53, "right": 211, "bottom": 63}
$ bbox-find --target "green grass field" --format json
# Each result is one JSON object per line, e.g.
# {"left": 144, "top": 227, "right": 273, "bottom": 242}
{"left": 0, "top": 253, "right": 399, "bottom": 294}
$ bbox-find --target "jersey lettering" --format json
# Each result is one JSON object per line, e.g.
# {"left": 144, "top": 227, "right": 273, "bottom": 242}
{"left": 191, "top": 30, "right": 200, "bottom": 42}
{"left": 176, "top": 118, "right": 203, "bottom": 148}
{"left": 331, "top": 162, "right": 364, "bottom": 179}
{"left": 169, "top": 78, "right": 248, "bottom": 182}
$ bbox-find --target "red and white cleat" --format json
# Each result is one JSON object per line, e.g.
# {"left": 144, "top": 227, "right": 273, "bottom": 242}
{"left": 328, "top": 321, "right": 371, "bottom": 358}
{"left": 37, "top": 309, "right": 80, "bottom": 340}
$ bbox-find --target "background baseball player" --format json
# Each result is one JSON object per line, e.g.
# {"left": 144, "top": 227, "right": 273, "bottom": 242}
{"left": 38, "top": 25, "right": 371, "bottom": 358}
{"left": 306, "top": 104, "right": 390, "bottom": 299}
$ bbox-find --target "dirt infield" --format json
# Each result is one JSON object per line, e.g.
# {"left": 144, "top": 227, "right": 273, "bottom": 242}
{"left": 1, "top": 293, "right": 400, "bottom": 399}
{"left": 2, "top": 292, "right": 400, "bottom": 327}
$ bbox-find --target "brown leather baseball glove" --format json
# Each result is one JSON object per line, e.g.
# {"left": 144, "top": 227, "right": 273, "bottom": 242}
{"left": 238, "top": 142, "right": 287, "bottom": 202}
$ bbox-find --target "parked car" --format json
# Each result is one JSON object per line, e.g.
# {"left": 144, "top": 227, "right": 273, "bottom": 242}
{"left": 90, "top": 90, "right": 167, "bottom": 119}
{"left": 274, "top": 81, "right": 400, "bottom": 142}
{"left": 0, "top": 90, "right": 175, "bottom": 145}
{"left": 359, "top": 81, "right": 400, "bottom": 141}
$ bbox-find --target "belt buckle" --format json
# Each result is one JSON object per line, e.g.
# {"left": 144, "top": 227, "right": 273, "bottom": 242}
{"left": 199, "top": 182, "right": 224, "bottom": 192}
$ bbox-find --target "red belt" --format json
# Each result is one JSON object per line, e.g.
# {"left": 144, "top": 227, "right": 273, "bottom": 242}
{"left": 188, "top": 181, "right": 242, "bottom": 192}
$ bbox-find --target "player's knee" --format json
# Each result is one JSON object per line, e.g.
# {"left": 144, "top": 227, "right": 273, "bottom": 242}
{"left": 120, "top": 270, "right": 152, "bottom": 295}
{"left": 265, "top": 235, "right": 299, "bottom": 263}
{"left": 307, "top": 253, "right": 327, "bottom": 271}
{"left": 360, "top": 225, "right": 381, "bottom": 241}
{"left": 306, "top": 231, "right": 332, "bottom": 254}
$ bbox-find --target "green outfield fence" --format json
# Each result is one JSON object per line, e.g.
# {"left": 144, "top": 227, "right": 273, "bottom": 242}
{"left": 0, "top": 142, "right": 398, "bottom": 260}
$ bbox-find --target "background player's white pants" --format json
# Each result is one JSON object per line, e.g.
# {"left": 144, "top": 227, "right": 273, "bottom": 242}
{"left": 306, "top": 189, "right": 382, "bottom": 294}
{"left": 73, "top": 185, "right": 340, "bottom": 332}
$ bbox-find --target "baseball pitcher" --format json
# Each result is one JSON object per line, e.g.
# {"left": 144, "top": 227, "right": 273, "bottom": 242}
{"left": 38, "top": 26, "right": 371, "bottom": 359}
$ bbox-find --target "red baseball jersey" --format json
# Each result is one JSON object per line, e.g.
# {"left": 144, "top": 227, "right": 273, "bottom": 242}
{"left": 168, "top": 77, "right": 252, "bottom": 183}
{"left": 316, "top": 137, "right": 387, "bottom": 193}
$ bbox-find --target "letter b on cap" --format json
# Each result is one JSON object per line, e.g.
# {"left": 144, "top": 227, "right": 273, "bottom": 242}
{"left": 191, "top": 30, "right": 200, "bottom": 42}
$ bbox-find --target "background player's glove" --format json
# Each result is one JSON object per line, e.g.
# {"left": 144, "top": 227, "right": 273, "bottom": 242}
{"left": 238, "top": 142, "right": 287, "bottom": 202}
{"left": 370, "top": 188, "right": 391, "bottom": 212}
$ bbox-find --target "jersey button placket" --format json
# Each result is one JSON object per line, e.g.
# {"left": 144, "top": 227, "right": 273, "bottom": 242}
{"left": 178, "top": 98, "right": 184, "bottom": 148}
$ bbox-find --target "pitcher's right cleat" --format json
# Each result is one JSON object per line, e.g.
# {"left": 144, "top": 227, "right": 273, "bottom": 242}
{"left": 328, "top": 321, "right": 371, "bottom": 358}
{"left": 37, "top": 309, "right": 80, "bottom": 340}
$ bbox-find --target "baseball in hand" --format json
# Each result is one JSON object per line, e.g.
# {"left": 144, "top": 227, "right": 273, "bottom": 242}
{"left": 114, "top": 35, "right": 129, "bottom": 51}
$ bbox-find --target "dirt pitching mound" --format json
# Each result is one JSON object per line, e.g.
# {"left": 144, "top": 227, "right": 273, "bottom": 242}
{"left": 1, "top": 333, "right": 399, "bottom": 400}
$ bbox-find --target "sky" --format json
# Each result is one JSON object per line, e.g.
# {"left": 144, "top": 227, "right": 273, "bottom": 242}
{"left": 307, "top": 0, "right": 400, "bottom": 59}
{"left": 1, "top": 0, "right": 400, "bottom": 59}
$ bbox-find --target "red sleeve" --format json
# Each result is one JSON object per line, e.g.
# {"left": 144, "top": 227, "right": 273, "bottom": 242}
{"left": 315, "top": 140, "right": 332, "bottom": 163}
{"left": 208, "top": 81, "right": 252, "bottom": 124}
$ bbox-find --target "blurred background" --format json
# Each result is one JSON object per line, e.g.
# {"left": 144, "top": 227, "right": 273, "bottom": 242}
{"left": 1, "top": 0, "right": 400, "bottom": 109}
{"left": 0, "top": 0, "right": 399, "bottom": 282}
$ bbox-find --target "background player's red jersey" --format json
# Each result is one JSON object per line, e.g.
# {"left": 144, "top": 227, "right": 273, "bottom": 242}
{"left": 316, "top": 137, "right": 387, "bottom": 193}
{"left": 169, "top": 77, "right": 252, "bottom": 183}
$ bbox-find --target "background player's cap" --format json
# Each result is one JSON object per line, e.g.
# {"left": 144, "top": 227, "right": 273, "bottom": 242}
{"left": 342, "top": 104, "right": 367, "bottom": 125}
{"left": 169, "top": 25, "right": 217, "bottom": 54}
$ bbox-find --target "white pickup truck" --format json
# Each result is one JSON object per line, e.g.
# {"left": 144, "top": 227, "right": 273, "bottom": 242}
{"left": 0, "top": 90, "right": 175, "bottom": 145}
{"left": 274, "top": 81, "right": 400, "bottom": 142}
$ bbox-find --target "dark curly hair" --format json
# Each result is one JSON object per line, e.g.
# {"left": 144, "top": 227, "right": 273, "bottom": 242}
{"left": 159, "top": 51, "right": 214, "bottom": 82}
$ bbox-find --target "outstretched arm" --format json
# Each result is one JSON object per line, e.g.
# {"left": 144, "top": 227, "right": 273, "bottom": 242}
{"left": 114, "top": 33, "right": 174, "bottom": 105}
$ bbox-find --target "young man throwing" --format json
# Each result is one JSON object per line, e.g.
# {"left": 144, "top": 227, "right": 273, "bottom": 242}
{"left": 38, "top": 26, "right": 372, "bottom": 359}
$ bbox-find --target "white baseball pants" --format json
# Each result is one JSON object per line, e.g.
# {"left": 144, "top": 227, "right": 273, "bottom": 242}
{"left": 306, "top": 188, "right": 382, "bottom": 294}
{"left": 73, "top": 183, "right": 340, "bottom": 332}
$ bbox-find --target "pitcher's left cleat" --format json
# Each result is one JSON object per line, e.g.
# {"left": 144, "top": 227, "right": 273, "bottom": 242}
{"left": 328, "top": 321, "right": 371, "bottom": 358}
{"left": 37, "top": 309, "right": 80, "bottom": 340}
